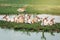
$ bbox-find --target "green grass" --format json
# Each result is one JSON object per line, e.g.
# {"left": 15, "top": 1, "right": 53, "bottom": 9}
{"left": 0, "top": 0, "right": 60, "bottom": 15}
{"left": 0, "top": 20, "right": 60, "bottom": 32}
{"left": 0, "top": 0, "right": 60, "bottom": 5}
{"left": 0, "top": 6, "right": 60, "bottom": 15}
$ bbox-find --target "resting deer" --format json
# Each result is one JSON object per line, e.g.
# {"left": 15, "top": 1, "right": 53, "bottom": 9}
{"left": 17, "top": 15, "right": 24, "bottom": 23}
{"left": 17, "top": 5, "right": 27, "bottom": 12}
{"left": 48, "top": 18, "right": 55, "bottom": 26}
{"left": 3, "top": 15, "right": 10, "bottom": 22}
{"left": 41, "top": 17, "right": 48, "bottom": 26}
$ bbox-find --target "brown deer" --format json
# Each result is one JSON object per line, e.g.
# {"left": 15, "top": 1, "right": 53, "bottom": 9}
{"left": 17, "top": 5, "right": 27, "bottom": 12}
{"left": 48, "top": 18, "right": 55, "bottom": 26}
{"left": 3, "top": 15, "right": 10, "bottom": 21}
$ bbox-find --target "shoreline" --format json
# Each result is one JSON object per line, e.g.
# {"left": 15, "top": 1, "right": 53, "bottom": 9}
{"left": 0, "top": 20, "right": 60, "bottom": 32}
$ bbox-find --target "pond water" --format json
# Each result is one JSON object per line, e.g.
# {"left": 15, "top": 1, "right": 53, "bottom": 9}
{"left": 0, "top": 28, "right": 60, "bottom": 40}
{"left": 0, "top": 14, "right": 60, "bottom": 23}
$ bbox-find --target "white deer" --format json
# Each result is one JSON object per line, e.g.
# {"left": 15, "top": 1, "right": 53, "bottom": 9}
{"left": 31, "top": 16, "right": 41, "bottom": 23}
{"left": 13, "top": 15, "right": 18, "bottom": 22}
{"left": 17, "top": 14, "right": 24, "bottom": 23}
{"left": 27, "top": 14, "right": 32, "bottom": 24}
{"left": 48, "top": 17, "right": 55, "bottom": 26}
{"left": 41, "top": 17, "right": 48, "bottom": 26}
{"left": 3, "top": 15, "right": 10, "bottom": 22}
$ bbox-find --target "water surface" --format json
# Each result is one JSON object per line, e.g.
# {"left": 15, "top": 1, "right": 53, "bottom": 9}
{"left": 0, "top": 28, "right": 60, "bottom": 40}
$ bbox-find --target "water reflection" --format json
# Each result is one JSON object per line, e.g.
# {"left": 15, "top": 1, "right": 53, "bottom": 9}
{"left": 41, "top": 30, "right": 46, "bottom": 40}
{"left": 0, "top": 28, "right": 60, "bottom": 40}
{"left": 50, "top": 30, "right": 55, "bottom": 36}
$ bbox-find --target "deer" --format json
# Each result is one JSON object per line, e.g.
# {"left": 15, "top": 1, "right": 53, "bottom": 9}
{"left": 3, "top": 15, "right": 10, "bottom": 22}
{"left": 48, "top": 17, "right": 55, "bottom": 26}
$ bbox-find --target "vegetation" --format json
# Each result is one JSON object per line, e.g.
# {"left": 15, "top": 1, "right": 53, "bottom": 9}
{"left": 0, "top": 0, "right": 60, "bottom": 15}
{"left": 0, "top": 0, "right": 60, "bottom": 31}
{"left": 0, "top": 0, "right": 60, "bottom": 5}
{"left": 0, "top": 20, "right": 60, "bottom": 32}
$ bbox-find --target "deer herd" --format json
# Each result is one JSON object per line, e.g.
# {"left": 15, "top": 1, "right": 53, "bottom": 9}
{"left": 2, "top": 14, "right": 56, "bottom": 26}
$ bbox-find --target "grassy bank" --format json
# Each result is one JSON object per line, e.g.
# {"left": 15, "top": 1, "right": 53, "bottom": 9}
{"left": 0, "top": 0, "right": 60, "bottom": 15}
{"left": 0, "top": 0, "right": 60, "bottom": 5}
{"left": 0, "top": 20, "right": 60, "bottom": 32}
{"left": 0, "top": 6, "right": 38, "bottom": 15}
{"left": 0, "top": 6, "right": 60, "bottom": 15}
